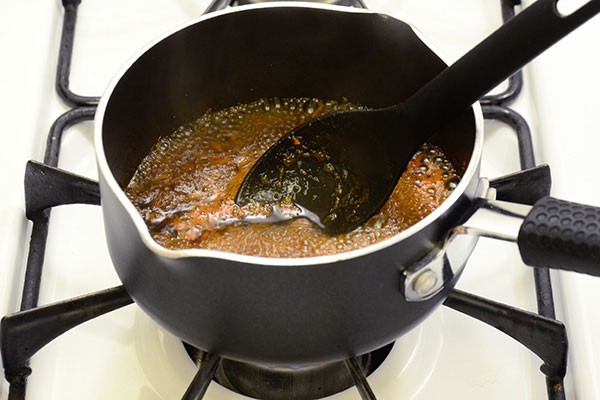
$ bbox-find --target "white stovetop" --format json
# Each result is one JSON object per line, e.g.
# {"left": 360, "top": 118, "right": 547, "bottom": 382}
{"left": 1, "top": 1, "right": 599, "bottom": 399}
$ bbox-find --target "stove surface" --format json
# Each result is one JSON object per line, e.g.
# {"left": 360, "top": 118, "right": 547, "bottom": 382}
{"left": 1, "top": 1, "right": 600, "bottom": 399}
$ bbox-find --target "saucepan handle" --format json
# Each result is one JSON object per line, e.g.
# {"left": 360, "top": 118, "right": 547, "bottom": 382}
{"left": 403, "top": 174, "right": 599, "bottom": 301}
{"left": 517, "top": 196, "right": 600, "bottom": 276}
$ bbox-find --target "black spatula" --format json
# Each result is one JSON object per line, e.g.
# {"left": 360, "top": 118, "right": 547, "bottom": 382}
{"left": 236, "top": 0, "right": 600, "bottom": 234}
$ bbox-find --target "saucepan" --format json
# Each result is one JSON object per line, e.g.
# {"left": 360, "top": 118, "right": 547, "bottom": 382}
{"left": 94, "top": 2, "right": 600, "bottom": 365}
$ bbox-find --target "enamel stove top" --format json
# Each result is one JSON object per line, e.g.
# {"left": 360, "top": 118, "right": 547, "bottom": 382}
{"left": 1, "top": 1, "right": 600, "bottom": 399}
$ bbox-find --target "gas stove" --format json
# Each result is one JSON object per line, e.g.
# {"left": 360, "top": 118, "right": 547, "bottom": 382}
{"left": 1, "top": 0, "right": 600, "bottom": 399}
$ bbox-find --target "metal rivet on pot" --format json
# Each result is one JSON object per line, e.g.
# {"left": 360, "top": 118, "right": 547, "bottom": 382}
{"left": 412, "top": 269, "right": 438, "bottom": 296}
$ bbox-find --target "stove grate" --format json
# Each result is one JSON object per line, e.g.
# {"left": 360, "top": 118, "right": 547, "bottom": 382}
{"left": 56, "top": 0, "right": 99, "bottom": 107}
{"left": 182, "top": 353, "right": 223, "bottom": 400}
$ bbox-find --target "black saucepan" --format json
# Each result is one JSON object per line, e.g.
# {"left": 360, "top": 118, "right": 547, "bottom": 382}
{"left": 94, "top": 2, "right": 600, "bottom": 366}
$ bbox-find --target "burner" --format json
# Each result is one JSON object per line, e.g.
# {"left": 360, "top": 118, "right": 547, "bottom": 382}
{"left": 183, "top": 343, "right": 393, "bottom": 399}
{"left": 132, "top": 307, "right": 444, "bottom": 399}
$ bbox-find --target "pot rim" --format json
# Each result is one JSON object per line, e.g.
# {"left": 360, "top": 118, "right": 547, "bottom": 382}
{"left": 94, "top": 2, "right": 484, "bottom": 266}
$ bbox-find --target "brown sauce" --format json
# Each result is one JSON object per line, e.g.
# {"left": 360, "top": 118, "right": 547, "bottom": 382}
{"left": 125, "top": 97, "right": 460, "bottom": 257}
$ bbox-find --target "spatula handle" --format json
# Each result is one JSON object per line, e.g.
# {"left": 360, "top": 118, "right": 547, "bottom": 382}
{"left": 403, "top": 0, "right": 600, "bottom": 137}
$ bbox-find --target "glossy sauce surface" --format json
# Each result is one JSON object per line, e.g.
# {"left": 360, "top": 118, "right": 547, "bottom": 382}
{"left": 125, "top": 98, "right": 460, "bottom": 257}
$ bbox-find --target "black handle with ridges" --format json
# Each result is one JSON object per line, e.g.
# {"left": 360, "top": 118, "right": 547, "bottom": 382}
{"left": 517, "top": 197, "right": 600, "bottom": 276}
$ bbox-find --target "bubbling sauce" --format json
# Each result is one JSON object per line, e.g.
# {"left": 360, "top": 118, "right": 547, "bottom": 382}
{"left": 125, "top": 97, "right": 461, "bottom": 257}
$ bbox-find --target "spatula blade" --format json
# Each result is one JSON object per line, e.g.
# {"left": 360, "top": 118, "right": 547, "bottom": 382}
{"left": 235, "top": 108, "right": 415, "bottom": 234}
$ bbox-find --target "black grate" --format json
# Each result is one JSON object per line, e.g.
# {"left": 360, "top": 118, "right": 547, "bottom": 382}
{"left": 0, "top": 1, "right": 568, "bottom": 399}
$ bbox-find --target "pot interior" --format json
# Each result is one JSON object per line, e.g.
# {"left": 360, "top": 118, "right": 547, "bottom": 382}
{"left": 101, "top": 5, "right": 475, "bottom": 189}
